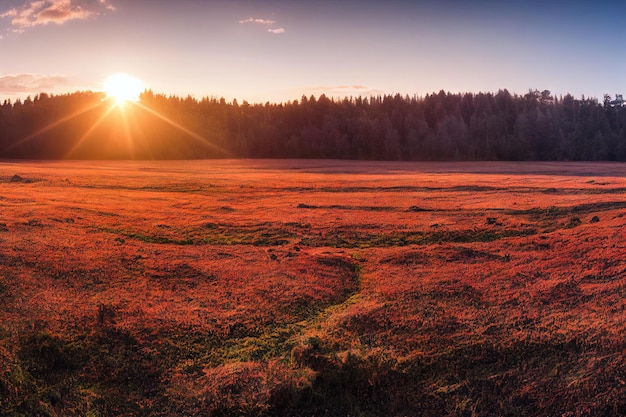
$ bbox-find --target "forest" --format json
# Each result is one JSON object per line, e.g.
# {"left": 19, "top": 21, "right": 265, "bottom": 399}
{"left": 0, "top": 89, "right": 625, "bottom": 161}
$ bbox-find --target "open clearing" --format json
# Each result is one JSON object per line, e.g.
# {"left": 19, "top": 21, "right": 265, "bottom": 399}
{"left": 1, "top": 160, "right": 625, "bottom": 416}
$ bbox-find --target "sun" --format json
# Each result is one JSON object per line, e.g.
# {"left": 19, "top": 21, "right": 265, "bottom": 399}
{"left": 103, "top": 73, "right": 144, "bottom": 105}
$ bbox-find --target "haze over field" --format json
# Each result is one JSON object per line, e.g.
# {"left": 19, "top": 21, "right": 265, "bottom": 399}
{"left": 1, "top": 0, "right": 625, "bottom": 103}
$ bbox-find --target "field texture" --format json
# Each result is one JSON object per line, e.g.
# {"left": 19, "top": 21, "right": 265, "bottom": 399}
{"left": 0, "top": 160, "right": 625, "bottom": 416}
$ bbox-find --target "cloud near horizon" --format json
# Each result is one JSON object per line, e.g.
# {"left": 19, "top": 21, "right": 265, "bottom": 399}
{"left": 0, "top": 0, "right": 115, "bottom": 32}
{"left": 0, "top": 73, "right": 70, "bottom": 96}
{"left": 239, "top": 17, "right": 275, "bottom": 25}
{"left": 239, "top": 15, "right": 285, "bottom": 34}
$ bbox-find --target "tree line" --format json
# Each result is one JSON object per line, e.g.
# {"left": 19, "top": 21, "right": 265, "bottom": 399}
{"left": 0, "top": 89, "right": 625, "bottom": 160}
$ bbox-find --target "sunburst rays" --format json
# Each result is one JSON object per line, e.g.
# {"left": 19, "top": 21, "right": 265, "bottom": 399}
{"left": 64, "top": 101, "right": 117, "bottom": 158}
{"left": 133, "top": 102, "right": 228, "bottom": 156}
{"left": 5, "top": 94, "right": 230, "bottom": 160}
{"left": 3, "top": 100, "right": 103, "bottom": 154}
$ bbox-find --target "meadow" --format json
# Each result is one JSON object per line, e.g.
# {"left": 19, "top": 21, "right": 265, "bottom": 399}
{"left": 0, "top": 159, "right": 625, "bottom": 416}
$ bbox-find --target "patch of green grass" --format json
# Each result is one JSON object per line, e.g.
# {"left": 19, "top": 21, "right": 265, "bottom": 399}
{"left": 297, "top": 203, "right": 397, "bottom": 212}
{"left": 100, "top": 223, "right": 539, "bottom": 249}
{"left": 97, "top": 228, "right": 195, "bottom": 245}
{"left": 220, "top": 258, "right": 361, "bottom": 364}
{"left": 219, "top": 324, "right": 304, "bottom": 363}
{"left": 507, "top": 201, "right": 626, "bottom": 219}
{"left": 506, "top": 206, "right": 570, "bottom": 219}
{"left": 299, "top": 228, "right": 538, "bottom": 249}
{"left": 98, "top": 225, "right": 296, "bottom": 246}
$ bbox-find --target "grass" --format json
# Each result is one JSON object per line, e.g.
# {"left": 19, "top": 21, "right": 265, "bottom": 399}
{"left": 0, "top": 160, "right": 625, "bottom": 416}
{"left": 98, "top": 223, "right": 296, "bottom": 246}
{"left": 298, "top": 227, "right": 538, "bottom": 248}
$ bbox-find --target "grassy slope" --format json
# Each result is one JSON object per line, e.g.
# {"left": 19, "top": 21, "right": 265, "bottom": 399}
{"left": 0, "top": 160, "right": 625, "bottom": 416}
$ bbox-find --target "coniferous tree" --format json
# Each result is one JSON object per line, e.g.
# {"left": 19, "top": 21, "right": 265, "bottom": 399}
{"left": 0, "top": 89, "right": 624, "bottom": 161}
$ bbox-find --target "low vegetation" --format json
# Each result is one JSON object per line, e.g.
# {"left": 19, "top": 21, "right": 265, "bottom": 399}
{"left": 0, "top": 160, "right": 625, "bottom": 416}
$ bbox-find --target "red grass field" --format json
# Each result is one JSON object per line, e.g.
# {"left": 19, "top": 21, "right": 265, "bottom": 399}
{"left": 0, "top": 160, "right": 625, "bottom": 416}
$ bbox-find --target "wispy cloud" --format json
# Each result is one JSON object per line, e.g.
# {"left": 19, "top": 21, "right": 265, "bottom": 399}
{"left": 239, "top": 15, "right": 285, "bottom": 34}
{"left": 0, "top": 0, "right": 115, "bottom": 32}
{"left": 239, "top": 17, "right": 275, "bottom": 25}
{"left": 332, "top": 85, "right": 369, "bottom": 91}
{"left": 0, "top": 73, "right": 70, "bottom": 95}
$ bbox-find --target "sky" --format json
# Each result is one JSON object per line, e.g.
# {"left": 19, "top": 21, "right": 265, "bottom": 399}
{"left": 0, "top": 0, "right": 625, "bottom": 104}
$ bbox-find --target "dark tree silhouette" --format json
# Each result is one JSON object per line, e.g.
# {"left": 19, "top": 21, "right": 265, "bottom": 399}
{"left": 0, "top": 89, "right": 624, "bottom": 161}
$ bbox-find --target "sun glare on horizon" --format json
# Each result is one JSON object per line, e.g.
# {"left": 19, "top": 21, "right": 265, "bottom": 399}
{"left": 104, "top": 73, "right": 144, "bottom": 105}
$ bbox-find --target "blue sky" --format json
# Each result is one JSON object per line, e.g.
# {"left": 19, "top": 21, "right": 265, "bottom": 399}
{"left": 0, "top": 0, "right": 625, "bottom": 103}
